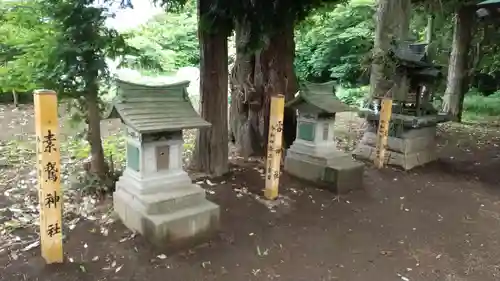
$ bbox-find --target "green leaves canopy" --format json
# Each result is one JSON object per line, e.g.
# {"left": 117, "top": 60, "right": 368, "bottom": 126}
{"left": 41, "top": 0, "right": 129, "bottom": 97}
{"left": 295, "top": 0, "right": 374, "bottom": 85}
{"left": 0, "top": 0, "right": 58, "bottom": 93}
{"left": 122, "top": 11, "right": 199, "bottom": 74}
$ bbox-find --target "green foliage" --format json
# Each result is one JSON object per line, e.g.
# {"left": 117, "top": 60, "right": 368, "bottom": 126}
{"left": 336, "top": 85, "right": 369, "bottom": 106}
{"left": 42, "top": 0, "right": 129, "bottom": 97}
{"left": 123, "top": 10, "right": 199, "bottom": 73}
{"left": 463, "top": 88, "right": 500, "bottom": 117}
{"left": 65, "top": 134, "right": 126, "bottom": 166}
{"left": 0, "top": 0, "right": 59, "bottom": 93}
{"left": 295, "top": 0, "right": 374, "bottom": 86}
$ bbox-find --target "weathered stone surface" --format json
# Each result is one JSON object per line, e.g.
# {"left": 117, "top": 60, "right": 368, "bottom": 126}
{"left": 114, "top": 179, "right": 219, "bottom": 249}
{"left": 360, "top": 132, "right": 436, "bottom": 154}
{"left": 353, "top": 125, "right": 438, "bottom": 170}
{"left": 116, "top": 183, "right": 207, "bottom": 215}
{"left": 353, "top": 143, "right": 437, "bottom": 170}
{"left": 365, "top": 123, "right": 437, "bottom": 138}
{"left": 285, "top": 156, "right": 324, "bottom": 183}
{"left": 323, "top": 158, "right": 364, "bottom": 194}
{"left": 284, "top": 151, "right": 364, "bottom": 194}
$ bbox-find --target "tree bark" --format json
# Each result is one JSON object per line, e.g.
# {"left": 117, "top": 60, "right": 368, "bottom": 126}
{"left": 442, "top": 6, "right": 475, "bottom": 122}
{"left": 425, "top": 14, "right": 435, "bottom": 59}
{"left": 192, "top": 0, "right": 229, "bottom": 177}
{"left": 426, "top": 15, "right": 434, "bottom": 44}
{"left": 370, "top": 0, "right": 411, "bottom": 99}
{"left": 229, "top": 19, "right": 298, "bottom": 157}
{"left": 12, "top": 89, "right": 18, "bottom": 107}
{"left": 85, "top": 85, "right": 107, "bottom": 177}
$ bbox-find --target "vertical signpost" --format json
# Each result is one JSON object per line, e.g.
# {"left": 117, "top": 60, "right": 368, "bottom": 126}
{"left": 34, "top": 90, "right": 63, "bottom": 264}
{"left": 264, "top": 95, "right": 285, "bottom": 200}
{"left": 374, "top": 97, "right": 393, "bottom": 169}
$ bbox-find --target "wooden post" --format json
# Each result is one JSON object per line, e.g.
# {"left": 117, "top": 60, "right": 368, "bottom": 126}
{"left": 264, "top": 95, "right": 285, "bottom": 200}
{"left": 374, "top": 98, "right": 393, "bottom": 169}
{"left": 34, "top": 90, "right": 63, "bottom": 264}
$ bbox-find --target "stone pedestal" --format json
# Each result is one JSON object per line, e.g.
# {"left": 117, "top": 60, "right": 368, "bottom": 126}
{"left": 353, "top": 126, "right": 438, "bottom": 170}
{"left": 113, "top": 129, "right": 219, "bottom": 248}
{"left": 284, "top": 113, "right": 364, "bottom": 194}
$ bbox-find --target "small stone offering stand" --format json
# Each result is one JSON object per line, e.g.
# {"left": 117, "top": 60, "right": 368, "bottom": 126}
{"left": 284, "top": 82, "right": 364, "bottom": 194}
{"left": 106, "top": 77, "right": 219, "bottom": 247}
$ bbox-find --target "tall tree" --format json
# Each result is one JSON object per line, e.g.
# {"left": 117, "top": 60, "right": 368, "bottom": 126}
{"left": 441, "top": 5, "right": 475, "bottom": 121}
{"left": 370, "top": 0, "right": 412, "bottom": 99}
{"left": 43, "top": 0, "right": 128, "bottom": 177}
{"left": 229, "top": 0, "right": 343, "bottom": 157}
{"left": 193, "top": 0, "right": 230, "bottom": 176}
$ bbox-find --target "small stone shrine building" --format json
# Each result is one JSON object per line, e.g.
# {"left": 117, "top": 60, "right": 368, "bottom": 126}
{"left": 353, "top": 41, "right": 447, "bottom": 170}
{"left": 284, "top": 82, "right": 364, "bottom": 194}
{"left": 106, "top": 77, "right": 219, "bottom": 247}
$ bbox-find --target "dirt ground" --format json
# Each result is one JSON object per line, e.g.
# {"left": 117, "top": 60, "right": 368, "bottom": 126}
{"left": 2, "top": 105, "right": 500, "bottom": 281}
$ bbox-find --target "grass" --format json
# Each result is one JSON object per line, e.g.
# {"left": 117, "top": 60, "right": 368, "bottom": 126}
{"left": 462, "top": 90, "right": 500, "bottom": 122}
{"left": 336, "top": 86, "right": 500, "bottom": 122}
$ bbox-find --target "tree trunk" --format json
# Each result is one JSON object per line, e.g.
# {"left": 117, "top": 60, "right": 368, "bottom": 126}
{"left": 425, "top": 14, "right": 435, "bottom": 59}
{"left": 442, "top": 6, "right": 475, "bottom": 122}
{"left": 426, "top": 15, "right": 434, "bottom": 44}
{"left": 85, "top": 86, "right": 107, "bottom": 177}
{"left": 370, "top": 0, "right": 412, "bottom": 99}
{"left": 229, "top": 20, "right": 298, "bottom": 157}
{"left": 192, "top": 0, "right": 229, "bottom": 177}
{"left": 12, "top": 90, "right": 18, "bottom": 107}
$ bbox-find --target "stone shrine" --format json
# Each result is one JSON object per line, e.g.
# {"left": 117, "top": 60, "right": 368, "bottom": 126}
{"left": 353, "top": 42, "right": 447, "bottom": 170}
{"left": 284, "top": 82, "right": 364, "bottom": 194}
{"left": 106, "top": 77, "right": 219, "bottom": 247}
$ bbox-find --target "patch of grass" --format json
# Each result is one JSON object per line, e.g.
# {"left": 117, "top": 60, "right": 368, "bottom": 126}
{"left": 463, "top": 89, "right": 500, "bottom": 121}
{"left": 63, "top": 134, "right": 126, "bottom": 165}
{"left": 335, "top": 86, "right": 500, "bottom": 122}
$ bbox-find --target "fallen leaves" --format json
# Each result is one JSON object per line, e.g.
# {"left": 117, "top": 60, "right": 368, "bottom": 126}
{"left": 0, "top": 105, "right": 127, "bottom": 253}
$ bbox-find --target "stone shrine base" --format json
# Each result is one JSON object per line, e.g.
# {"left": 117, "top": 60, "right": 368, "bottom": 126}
{"left": 353, "top": 126, "right": 438, "bottom": 170}
{"left": 113, "top": 170, "right": 219, "bottom": 249}
{"left": 284, "top": 142, "right": 364, "bottom": 194}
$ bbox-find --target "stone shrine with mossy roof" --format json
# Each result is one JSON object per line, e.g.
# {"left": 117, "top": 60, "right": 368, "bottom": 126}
{"left": 106, "top": 76, "right": 219, "bottom": 249}
{"left": 284, "top": 81, "right": 364, "bottom": 194}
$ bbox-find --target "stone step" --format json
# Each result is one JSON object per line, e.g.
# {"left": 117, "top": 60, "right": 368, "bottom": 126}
{"left": 323, "top": 159, "right": 364, "bottom": 194}
{"left": 139, "top": 201, "right": 220, "bottom": 247}
{"left": 114, "top": 190, "right": 220, "bottom": 247}
{"left": 115, "top": 184, "right": 208, "bottom": 215}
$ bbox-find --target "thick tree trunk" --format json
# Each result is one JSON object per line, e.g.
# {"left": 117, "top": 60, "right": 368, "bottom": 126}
{"left": 229, "top": 20, "right": 298, "bottom": 157}
{"left": 442, "top": 6, "right": 475, "bottom": 122}
{"left": 370, "top": 0, "right": 411, "bottom": 99}
{"left": 85, "top": 86, "right": 107, "bottom": 177}
{"left": 192, "top": 0, "right": 229, "bottom": 176}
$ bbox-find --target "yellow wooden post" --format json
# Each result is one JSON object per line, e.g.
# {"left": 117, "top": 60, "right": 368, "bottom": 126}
{"left": 34, "top": 90, "right": 63, "bottom": 264}
{"left": 374, "top": 98, "right": 393, "bottom": 169}
{"left": 264, "top": 95, "right": 285, "bottom": 200}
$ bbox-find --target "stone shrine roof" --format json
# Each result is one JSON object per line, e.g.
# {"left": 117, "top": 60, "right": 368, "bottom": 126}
{"left": 390, "top": 42, "right": 442, "bottom": 77}
{"left": 478, "top": 0, "right": 500, "bottom": 6}
{"left": 286, "top": 81, "right": 354, "bottom": 113}
{"left": 105, "top": 76, "right": 211, "bottom": 134}
{"left": 477, "top": 0, "right": 500, "bottom": 16}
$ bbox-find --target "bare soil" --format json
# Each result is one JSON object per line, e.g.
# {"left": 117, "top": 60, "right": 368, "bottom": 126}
{"left": 1, "top": 106, "right": 500, "bottom": 281}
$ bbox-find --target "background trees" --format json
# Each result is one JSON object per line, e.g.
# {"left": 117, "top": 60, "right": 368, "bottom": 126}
{"left": 3, "top": 0, "right": 500, "bottom": 178}
{"left": 0, "top": 0, "right": 59, "bottom": 105}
